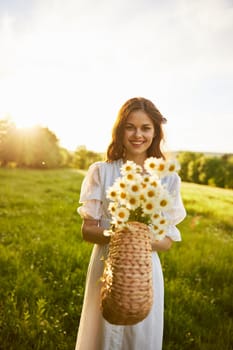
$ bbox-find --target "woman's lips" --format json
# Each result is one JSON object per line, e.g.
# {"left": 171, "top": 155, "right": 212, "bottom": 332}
{"left": 130, "top": 140, "right": 144, "bottom": 146}
{"left": 130, "top": 141, "right": 144, "bottom": 147}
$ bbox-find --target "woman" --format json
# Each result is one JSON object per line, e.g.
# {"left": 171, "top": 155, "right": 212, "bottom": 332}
{"left": 75, "top": 97, "right": 186, "bottom": 350}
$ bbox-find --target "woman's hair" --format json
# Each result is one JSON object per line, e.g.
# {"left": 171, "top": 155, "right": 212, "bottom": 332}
{"left": 107, "top": 97, "right": 167, "bottom": 161}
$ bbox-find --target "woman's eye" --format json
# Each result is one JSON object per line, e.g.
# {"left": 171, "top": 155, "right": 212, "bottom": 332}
{"left": 125, "top": 125, "right": 152, "bottom": 132}
{"left": 125, "top": 125, "right": 134, "bottom": 130}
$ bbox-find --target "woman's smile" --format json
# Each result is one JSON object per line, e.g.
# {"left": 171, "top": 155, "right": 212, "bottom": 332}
{"left": 130, "top": 140, "right": 145, "bottom": 146}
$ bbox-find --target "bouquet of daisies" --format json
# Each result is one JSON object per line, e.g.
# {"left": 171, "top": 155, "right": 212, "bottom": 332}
{"left": 106, "top": 157, "right": 180, "bottom": 241}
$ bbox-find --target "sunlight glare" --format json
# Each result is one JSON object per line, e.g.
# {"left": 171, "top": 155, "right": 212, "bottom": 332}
{"left": 13, "top": 116, "right": 40, "bottom": 129}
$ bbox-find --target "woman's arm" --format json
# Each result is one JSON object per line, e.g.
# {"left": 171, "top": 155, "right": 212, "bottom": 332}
{"left": 81, "top": 218, "right": 172, "bottom": 249}
{"left": 81, "top": 218, "right": 110, "bottom": 245}
{"left": 151, "top": 236, "right": 173, "bottom": 252}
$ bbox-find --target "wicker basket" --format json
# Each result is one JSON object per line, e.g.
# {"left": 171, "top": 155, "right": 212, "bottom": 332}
{"left": 100, "top": 221, "right": 153, "bottom": 325}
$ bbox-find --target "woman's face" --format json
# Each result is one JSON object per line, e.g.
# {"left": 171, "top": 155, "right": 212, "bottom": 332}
{"left": 123, "top": 110, "right": 155, "bottom": 160}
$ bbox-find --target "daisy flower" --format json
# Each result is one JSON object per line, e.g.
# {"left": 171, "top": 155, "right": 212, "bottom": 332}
{"left": 151, "top": 212, "right": 161, "bottom": 222}
{"left": 149, "top": 224, "right": 167, "bottom": 241}
{"left": 142, "top": 199, "right": 157, "bottom": 215}
{"left": 114, "top": 177, "right": 127, "bottom": 190}
{"left": 119, "top": 190, "right": 128, "bottom": 203}
{"left": 108, "top": 202, "right": 118, "bottom": 215}
{"left": 156, "top": 229, "right": 166, "bottom": 241}
{"left": 124, "top": 172, "right": 141, "bottom": 182}
{"left": 142, "top": 175, "right": 151, "bottom": 189}
{"left": 127, "top": 195, "right": 141, "bottom": 210}
{"left": 144, "top": 157, "right": 158, "bottom": 175}
{"left": 143, "top": 185, "right": 158, "bottom": 200}
{"left": 127, "top": 181, "right": 142, "bottom": 196}
{"left": 155, "top": 158, "right": 168, "bottom": 178}
{"left": 106, "top": 186, "right": 118, "bottom": 201}
{"left": 167, "top": 158, "right": 180, "bottom": 173}
{"left": 114, "top": 206, "right": 130, "bottom": 223}
{"left": 120, "top": 160, "right": 141, "bottom": 176}
{"left": 149, "top": 176, "right": 160, "bottom": 188}
{"left": 151, "top": 215, "right": 168, "bottom": 227}
{"left": 156, "top": 191, "right": 173, "bottom": 211}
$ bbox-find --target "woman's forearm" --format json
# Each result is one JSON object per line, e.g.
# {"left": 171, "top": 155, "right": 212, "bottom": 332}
{"left": 81, "top": 219, "right": 173, "bottom": 249}
{"left": 81, "top": 219, "right": 110, "bottom": 245}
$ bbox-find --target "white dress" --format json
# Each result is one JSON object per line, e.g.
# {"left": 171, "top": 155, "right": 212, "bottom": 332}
{"left": 75, "top": 159, "right": 186, "bottom": 350}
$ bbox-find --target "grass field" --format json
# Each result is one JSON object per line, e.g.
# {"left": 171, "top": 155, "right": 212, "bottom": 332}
{"left": 0, "top": 168, "right": 232, "bottom": 350}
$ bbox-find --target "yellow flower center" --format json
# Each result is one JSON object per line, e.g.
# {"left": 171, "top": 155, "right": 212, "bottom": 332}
{"left": 158, "top": 164, "right": 165, "bottom": 171}
{"left": 129, "top": 198, "right": 137, "bottom": 205}
{"left": 131, "top": 185, "right": 139, "bottom": 192}
{"left": 148, "top": 190, "right": 155, "bottom": 197}
{"left": 153, "top": 214, "right": 159, "bottom": 219}
{"left": 149, "top": 163, "right": 156, "bottom": 169}
{"left": 160, "top": 200, "right": 167, "bottom": 207}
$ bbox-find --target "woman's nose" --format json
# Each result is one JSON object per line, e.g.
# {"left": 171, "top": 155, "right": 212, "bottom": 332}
{"left": 134, "top": 128, "right": 142, "bottom": 137}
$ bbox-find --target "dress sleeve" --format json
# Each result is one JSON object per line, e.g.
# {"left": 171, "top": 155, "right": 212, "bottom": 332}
{"left": 163, "top": 173, "right": 186, "bottom": 242}
{"left": 77, "top": 163, "right": 103, "bottom": 220}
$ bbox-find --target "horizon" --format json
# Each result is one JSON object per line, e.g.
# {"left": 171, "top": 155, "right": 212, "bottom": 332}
{"left": 5, "top": 118, "right": 233, "bottom": 156}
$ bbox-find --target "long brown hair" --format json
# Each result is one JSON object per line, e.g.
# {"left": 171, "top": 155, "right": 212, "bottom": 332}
{"left": 107, "top": 97, "right": 167, "bottom": 161}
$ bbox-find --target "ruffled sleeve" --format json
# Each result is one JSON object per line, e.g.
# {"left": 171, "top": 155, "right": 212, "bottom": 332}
{"left": 162, "top": 173, "right": 186, "bottom": 241}
{"left": 77, "top": 162, "right": 103, "bottom": 220}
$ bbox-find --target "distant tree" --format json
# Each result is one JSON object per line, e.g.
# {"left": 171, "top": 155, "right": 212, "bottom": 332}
{"left": 72, "top": 145, "right": 87, "bottom": 169}
{"left": 72, "top": 145, "right": 103, "bottom": 169}
{"left": 59, "top": 147, "right": 72, "bottom": 168}
{"left": 187, "top": 157, "right": 203, "bottom": 183}
{"left": 0, "top": 121, "right": 65, "bottom": 168}
{"left": 178, "top": 151, "right": 232, "bottom": 189}
{"left": 221, "top": 154, "right": 233, "bottom": 188}
{"left": 0, "top": 119, "right": 18, "bottom": 166}
{"left": 178, "top": 151, "right": 204, "bottom": 182}
{"left": 198, "top": 157, "right": 225, "bottom": 187}
{"left": 17, "top": 127, "right": 63, "bottom": 168}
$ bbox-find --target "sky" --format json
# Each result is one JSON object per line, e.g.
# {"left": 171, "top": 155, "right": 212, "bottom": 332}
{"left": 0, "top": 0, "right": 232, "bottom": 154}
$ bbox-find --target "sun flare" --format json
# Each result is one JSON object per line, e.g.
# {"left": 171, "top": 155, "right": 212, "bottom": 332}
{"left": 12, "top": 116, "right": 39, "bottom": 129}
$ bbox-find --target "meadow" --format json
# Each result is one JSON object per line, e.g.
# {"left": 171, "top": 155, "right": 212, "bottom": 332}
{"left": 0, "top": 168, "right": 232, "bottom": 350}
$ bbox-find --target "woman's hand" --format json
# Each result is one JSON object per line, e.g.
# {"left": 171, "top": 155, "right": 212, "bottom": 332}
{"left": 151, "top": 236, "right": 173, "bottom": 252}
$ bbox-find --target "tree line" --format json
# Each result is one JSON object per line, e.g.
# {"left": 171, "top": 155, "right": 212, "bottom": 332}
{"left": 0, "top": 118, "right": 232, "bottom": 189}
{"left": 0, "top": 119, "right": 103, "bottom": 169}
{"left": 178, "top": 151, "right": 233, "bottom": 189}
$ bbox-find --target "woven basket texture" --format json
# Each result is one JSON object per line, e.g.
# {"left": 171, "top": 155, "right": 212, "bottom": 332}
{"left": 100, "top": 221, "right": 153, "bottom": 325}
